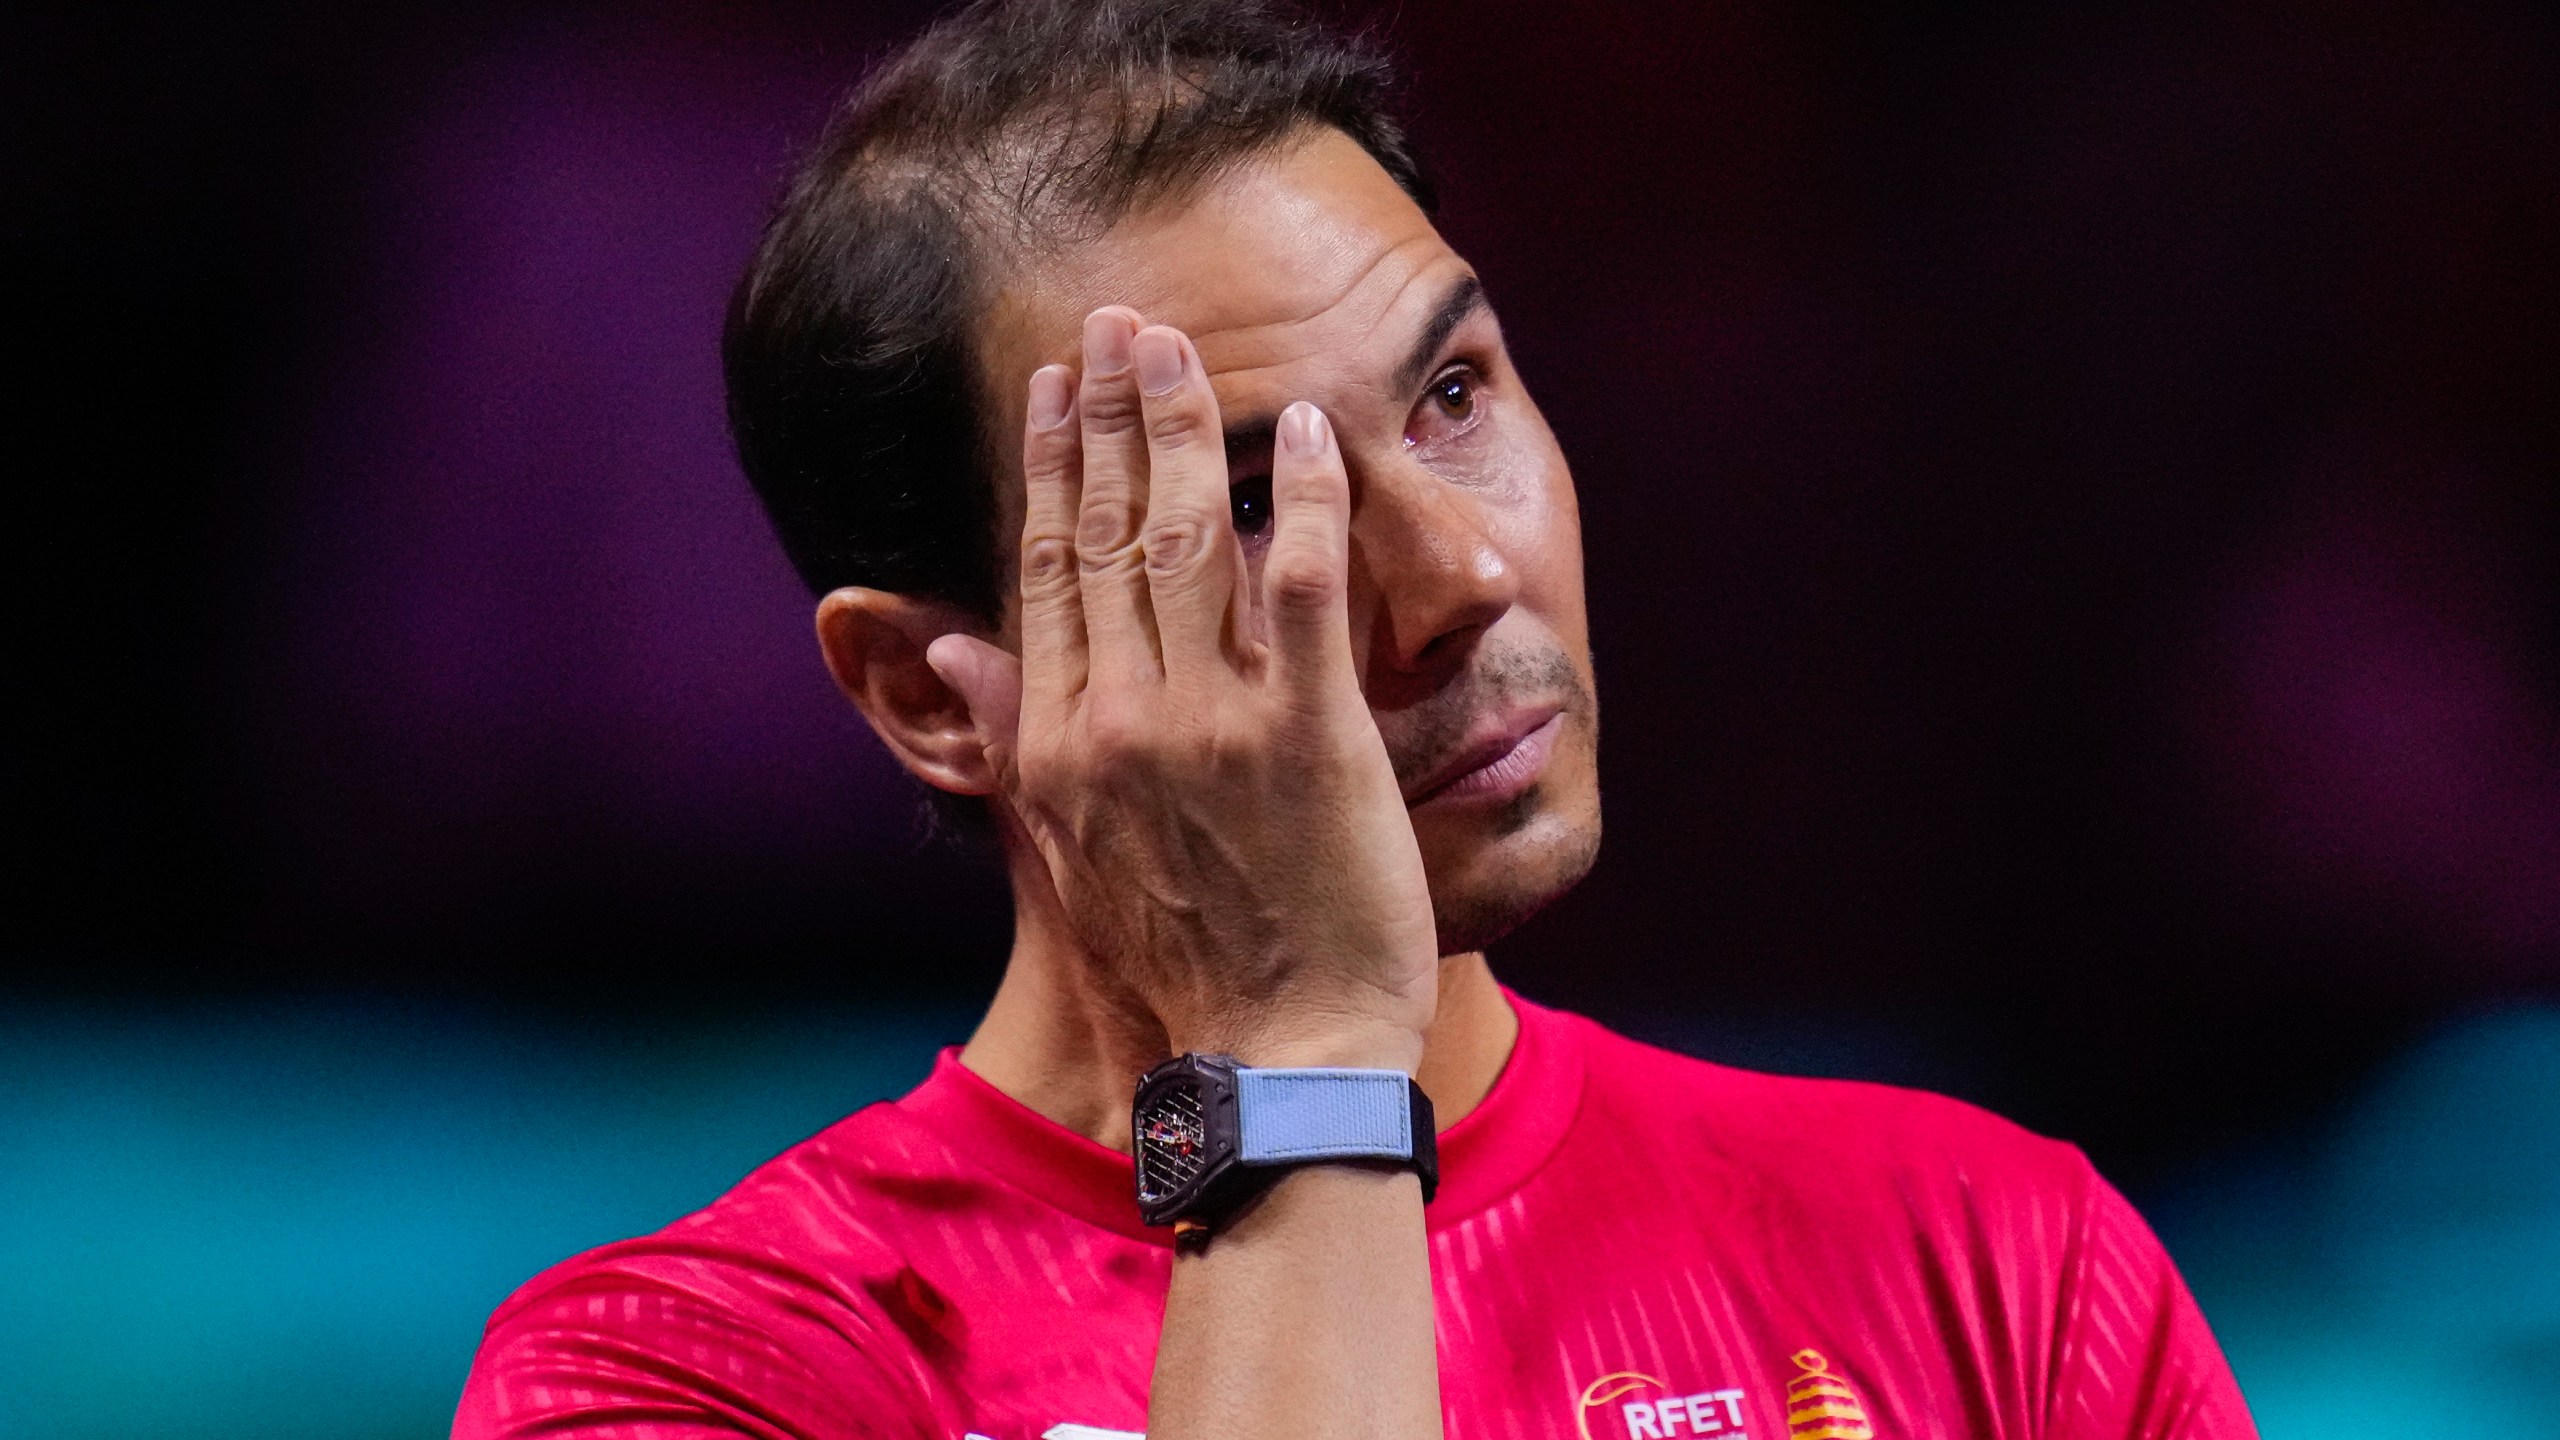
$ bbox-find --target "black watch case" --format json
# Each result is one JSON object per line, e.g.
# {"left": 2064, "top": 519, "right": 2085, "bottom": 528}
{"left": 1132, "top": 1053, "right": 1257, "bottom": 1228}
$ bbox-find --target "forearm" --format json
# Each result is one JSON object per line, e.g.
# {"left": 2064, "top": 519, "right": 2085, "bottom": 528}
{"left": 1149, "top": 1164, "right": 1441, "bottom": 1440}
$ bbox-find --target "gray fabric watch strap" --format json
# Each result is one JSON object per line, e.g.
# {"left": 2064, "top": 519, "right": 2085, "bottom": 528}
{"left": 1234, "top": 1067, "right": 1418, "bottom": 1164}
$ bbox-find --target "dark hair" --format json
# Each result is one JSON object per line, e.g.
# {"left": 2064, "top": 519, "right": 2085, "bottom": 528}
{"left": 722, "top": 0, "right": 1435, "bottom": 624}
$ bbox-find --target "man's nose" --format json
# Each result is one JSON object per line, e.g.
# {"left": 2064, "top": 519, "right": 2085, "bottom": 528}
{"left": 1348, "top": 463, "right": 1520, "bottom": 693}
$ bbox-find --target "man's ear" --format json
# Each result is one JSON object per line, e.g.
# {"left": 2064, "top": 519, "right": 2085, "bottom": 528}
{"left": 815, "top": 588, "right": 1007, "bottom": 797}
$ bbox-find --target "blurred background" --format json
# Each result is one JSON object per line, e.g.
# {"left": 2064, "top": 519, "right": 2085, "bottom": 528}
{"left": 5, "top": 0, "right": 2556, "bottom": 1435}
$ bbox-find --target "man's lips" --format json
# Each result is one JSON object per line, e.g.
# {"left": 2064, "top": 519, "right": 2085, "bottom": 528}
{"left": 1402, "top": 706, "right": 1567, "bottom": 808}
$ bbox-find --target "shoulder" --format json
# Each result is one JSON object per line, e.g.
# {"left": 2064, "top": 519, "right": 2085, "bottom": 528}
{"left": 1561, "top": 1008, "right": 2099, "bottom": 1219}
{"left": 486, "top": 1098, "right": 935, "bottom": 1328}
{"left": 458, "top": 1101, "right": 950, "bottom": 1440}
{"left": 1542, "top": 1009, "right": 2256, "bottom": 1433}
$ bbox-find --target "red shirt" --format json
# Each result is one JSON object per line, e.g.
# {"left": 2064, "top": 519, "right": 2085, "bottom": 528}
{"left": 456, "top": 995, "right": 2255, "bottom": 1439}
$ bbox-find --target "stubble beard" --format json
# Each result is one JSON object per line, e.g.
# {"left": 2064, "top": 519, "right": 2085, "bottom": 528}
{"left": 1428, "top": 792, "right": 1602, "bottom": 955}
{"left": 1379, "top": 642, "right": 1603, "bottom": 957}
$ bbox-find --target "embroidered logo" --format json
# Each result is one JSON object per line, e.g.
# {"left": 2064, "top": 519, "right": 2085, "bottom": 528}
{"left": 1575, "top": 1370, "right": 1751, "bottom": 1440}
{"left": 1782, "top": 1350, "right": 1874, "bottom": 1440}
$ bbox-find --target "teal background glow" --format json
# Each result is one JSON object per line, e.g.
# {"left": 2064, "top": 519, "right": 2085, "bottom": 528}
{"left": 0, "top": 1004, "right": 965, "bottom": 1440}
{"left": 4, "top": 1002, "right": 2551, "bottom": 1439}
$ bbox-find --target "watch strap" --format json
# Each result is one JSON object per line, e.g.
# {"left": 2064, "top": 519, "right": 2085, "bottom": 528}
{"left": 1236, "top": 1067, "right": 1418, "bottom": 1164}
{"left": 1233, "top": 1065, "right": 1437, "bottom": 1206}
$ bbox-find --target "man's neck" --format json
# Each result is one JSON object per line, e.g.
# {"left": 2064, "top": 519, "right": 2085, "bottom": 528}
{"left": 958, "top": 841, "right": 1519, "bottom": 1153}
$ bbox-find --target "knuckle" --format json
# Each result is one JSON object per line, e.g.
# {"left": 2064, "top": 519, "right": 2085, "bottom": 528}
{"left": 1019, "top": 535, "right": 1077, "bottom": 590}
{"left": 1142, "top": 514, "right": 1211, "bottom": 575}
{"left": 1076, "top": 500, "right": 1139, "bottom": 561}
{"left": 1144, "top": 401, "right": 1209, "bottom": 450}
{"left": 1079, "top": 383, "right": 1144, "bottom": 435}
{"left": 1274, "top": 478, "right": 1344, "bottom": 517}
{"left": 1266, "top": 554, "right": 1340, "bottom": 611}
{"left": 1084, "top": 706, "right": 1154, "bottom": 768}
{"left": 1205, "top": 726, "right": 1269, "bottom": 778}
{"left": 1021, "top": 432, "right": 1075, "bottom": 482}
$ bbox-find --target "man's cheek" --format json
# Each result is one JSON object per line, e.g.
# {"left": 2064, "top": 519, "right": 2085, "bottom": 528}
{"left": 1511, "top": 485, "right": 1591, "bottom": 642}
{"left": 1469, "top": 447, "right": 1571, "bottom": 559}
{"left": 1420, "top": 418, "right": 1543, "bottom": 512}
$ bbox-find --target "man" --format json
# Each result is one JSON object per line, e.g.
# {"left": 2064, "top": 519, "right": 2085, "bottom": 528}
{"left": 457, "top": 2, "right": 2256, "bottom": 1437}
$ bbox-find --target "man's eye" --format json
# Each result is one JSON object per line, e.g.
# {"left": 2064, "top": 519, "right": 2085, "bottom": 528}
{"left": 1230, "top": 473, "right": 1273, "bottom": 536}
{"left": 1430, "top": 371, "right": 1476, "bottom": 421}
{"left": 1407, "top": 367, "right": 1484, "bottom": 448}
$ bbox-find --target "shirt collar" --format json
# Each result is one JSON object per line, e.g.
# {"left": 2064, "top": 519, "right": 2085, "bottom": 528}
{"left": 888, "top": 987, "right": 1587, "bottom": 1245}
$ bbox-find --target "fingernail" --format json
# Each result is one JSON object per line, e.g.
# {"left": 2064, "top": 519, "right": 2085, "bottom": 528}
{"left": 1083, "top": 309, "right": 1133, "bottom": 374}
{"left": 1133, "top": 329, "right": 1185, "bottom": 395}
{"left": 1279, "top": 401, "right": 1330, "bottom": 456}
{"left": 1026, "top": 365, "right": 1071, "bottom": 428}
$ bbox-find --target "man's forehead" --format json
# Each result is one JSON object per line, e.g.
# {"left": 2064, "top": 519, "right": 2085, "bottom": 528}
{"left": 993, "top": 129, "right": 1461, "bottom": 383}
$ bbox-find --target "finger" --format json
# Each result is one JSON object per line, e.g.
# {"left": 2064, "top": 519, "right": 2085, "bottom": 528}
{"left": 1074, "top": 306, "right": 1162, "bottom": 689}
{"left": 924, "top": 633, "right": 1025, "bottom": 789}
{"left": 1131, "top": 326, "right": 1241, "bottom": 686}
{"left": 1016, "top": 363, "right": 1087, "bottom": 712}
{"left": 1262, "top": 401, "right": 1357, "bottom": 704}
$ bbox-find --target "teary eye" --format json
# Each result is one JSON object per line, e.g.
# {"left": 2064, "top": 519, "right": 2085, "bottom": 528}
{"left": 1429, "top": 370, "right": 1476, "bottom": 421}
{"left": 1406, "top": 366, "right": 1485, "bottom": 449}
{"left": 1230, "top": 473, "right": 1273, "bottom": 536}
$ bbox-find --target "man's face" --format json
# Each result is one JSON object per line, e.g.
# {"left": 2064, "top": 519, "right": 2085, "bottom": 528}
{"left": 978, "top": 128, "right": 1600, "bottom": 954}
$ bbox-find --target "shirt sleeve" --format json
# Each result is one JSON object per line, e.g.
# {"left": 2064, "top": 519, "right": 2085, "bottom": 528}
{"left": 2045, "top": 1158, "right": 2258, "bottom": 1440}
{"left": 451, "top": 1269, "right": 933, "bottom": 1440}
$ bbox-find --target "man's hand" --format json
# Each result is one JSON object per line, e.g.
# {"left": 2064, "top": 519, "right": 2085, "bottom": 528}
{"left": 931, "top": 305, "right": 1448, "bottom": 1440}
{"left": 929, "top": 306, "right": 1441, "bottom": 1071}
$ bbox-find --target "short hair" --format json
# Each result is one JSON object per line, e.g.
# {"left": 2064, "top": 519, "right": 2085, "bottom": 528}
{"left": 722, "top": 0, "right": 1436, "bottom": 624}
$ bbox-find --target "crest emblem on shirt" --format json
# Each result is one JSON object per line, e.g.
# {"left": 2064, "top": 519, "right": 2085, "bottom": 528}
{"left": 1782, "top": 1350, "right": 1874, "bottom": 1440}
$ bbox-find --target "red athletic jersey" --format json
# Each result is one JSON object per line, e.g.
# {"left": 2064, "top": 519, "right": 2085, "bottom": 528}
{"left": 456, "top": 995, "right": 2255, "bottom": 1440}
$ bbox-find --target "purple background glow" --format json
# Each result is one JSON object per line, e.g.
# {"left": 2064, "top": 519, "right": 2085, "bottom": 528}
{"left": 259, "top": 22, "right": 908, "bottom": 943}
{"left": 12, "top": 0, "right": 2556, "bottom": 1181}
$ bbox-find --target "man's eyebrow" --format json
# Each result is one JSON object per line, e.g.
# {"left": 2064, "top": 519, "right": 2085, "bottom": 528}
{"left": 1216, "top": 274, "right": 1489, "bottom": 466}
{"left": 1389, "top": 274, "right": 1488, "bottom": 398}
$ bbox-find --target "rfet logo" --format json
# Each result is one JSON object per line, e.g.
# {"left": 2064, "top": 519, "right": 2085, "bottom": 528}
{"left": 1574, "top": 1372, "right": 1750, "bottom": 1440}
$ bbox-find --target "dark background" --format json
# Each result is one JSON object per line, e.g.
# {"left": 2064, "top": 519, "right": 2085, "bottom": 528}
{"left": 5, "top": 5, "right": 2560, "bottom": 1424}
{"left": 6, "top": 7, "right": 2558, "bottom": 1430}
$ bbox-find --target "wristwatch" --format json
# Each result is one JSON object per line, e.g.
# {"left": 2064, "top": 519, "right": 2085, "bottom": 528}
{"left": 1131, "top": 1053, "right": 1437, "bottom": 1235}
